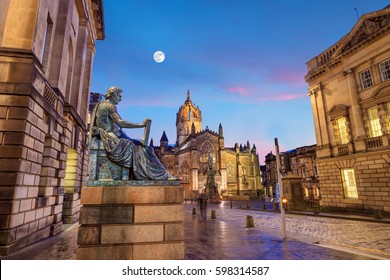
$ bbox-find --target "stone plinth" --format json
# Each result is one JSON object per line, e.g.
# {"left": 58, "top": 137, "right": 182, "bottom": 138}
{"left": 76, "top": 180, "right": 184, "bottom": 260}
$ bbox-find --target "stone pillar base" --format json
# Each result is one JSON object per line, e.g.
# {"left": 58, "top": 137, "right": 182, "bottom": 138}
{"left": 76, "top": 181, "right": 184, "bottom": 260}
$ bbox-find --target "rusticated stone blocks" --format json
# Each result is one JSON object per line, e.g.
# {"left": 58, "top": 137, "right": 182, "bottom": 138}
{"left": 77, "top": 182, "right": 184, "bottom": 260}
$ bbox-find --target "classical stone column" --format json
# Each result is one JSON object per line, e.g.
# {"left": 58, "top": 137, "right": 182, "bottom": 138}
{"left": 369, "top": 59, "right": 381, "bottom": 85}
{"left": 378, "top": 103, "right": 390, "bottom": 146}
{"left": 80, "top": 43, "right": 95, "bottom": 122}
{"left": 70, "top": 19, "right": 88, "bottom": 114}
{"left": 309, "top": 85, "right": 331, "bottom": 158}
{"left": 344, "top": 68, "right": 366, "bottom": 151}
{"left": 308, "top": 88, "right": 322, "bottom": 146}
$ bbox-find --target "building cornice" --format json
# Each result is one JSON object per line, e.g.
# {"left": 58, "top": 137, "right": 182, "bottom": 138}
{"left": 305, "top": 9, "right": 390, "bottom": 83}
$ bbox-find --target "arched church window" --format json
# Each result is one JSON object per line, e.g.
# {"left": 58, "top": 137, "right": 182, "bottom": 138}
{"left": 180, "top": 161, "right": 190, "bottom": 183}
{"left": 199, "top": 141, "right": 215, "bottom": 174}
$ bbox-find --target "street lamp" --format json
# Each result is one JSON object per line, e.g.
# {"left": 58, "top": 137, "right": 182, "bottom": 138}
{"left": 281, "top": 197, "right": 288, "bottom": 210}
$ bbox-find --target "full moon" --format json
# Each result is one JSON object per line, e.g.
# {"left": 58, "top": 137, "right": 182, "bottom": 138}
{"left": 153, "top": 51, "right": 165, "bottom": 63}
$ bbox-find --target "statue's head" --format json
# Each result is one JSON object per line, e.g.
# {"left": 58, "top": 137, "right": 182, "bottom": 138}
{"left": 105, "top": 86, "right": 122, "bottom": 104}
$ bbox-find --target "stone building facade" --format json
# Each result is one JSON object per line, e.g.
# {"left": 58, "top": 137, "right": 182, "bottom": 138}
{"left": 0, "top": 0, "right": 104, "bottom": 255}
{"left": 263, "top": 144, "right": 319, "bottom": 203}
{"left": 154, "top": 91, "right": 262, "bottom": 199}
{"left": 305, "top": 6, "right": 390, "bottom": 214}
{"left": 88, "top": 92, "right": 103, "bottom": 124}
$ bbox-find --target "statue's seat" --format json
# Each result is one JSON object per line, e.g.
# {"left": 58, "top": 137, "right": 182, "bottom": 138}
{"left": 88, "top": 136, "right": 130, "bottom": 181}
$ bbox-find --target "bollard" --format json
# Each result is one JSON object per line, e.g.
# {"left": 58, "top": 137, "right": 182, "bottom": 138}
{"left": 374, "top": 210, "right": 383, "bottom": 220}
{"left": 246, "top": 203, "right": 250, "bottom": 209}
{"left": 192, "top": 208, "right": 196, "bottom": 215}
{"left": 246, "top": 215, "right": 254, "bottom": 228}
{"left": 313, "top": 205, "right": 319, "bottom": 214}
{"left": 230, "top": 200, "right": 233, "bottom": 209}
{"left": 211, "top": 210, "right": 216, "bottom": 219}
{"left": 273, "top": 202, "right": 279, "bottom": 211}
{"left": 262, "top": 203, "right": 267, "bottom": 210}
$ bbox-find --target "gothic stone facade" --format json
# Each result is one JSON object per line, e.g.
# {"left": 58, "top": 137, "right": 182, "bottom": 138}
{"left": 154, "top": 91, "right": 262, "bottom": 199}
{"left": 305, "top": 6, "right": 390, "bottom": 214}
{"left": 0, "top": 0, "right": 104, "bottom": 255}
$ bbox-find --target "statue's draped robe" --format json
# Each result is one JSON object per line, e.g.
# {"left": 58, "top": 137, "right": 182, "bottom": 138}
{"left": 90, "top": 100, "right": 169, "bottom": 180}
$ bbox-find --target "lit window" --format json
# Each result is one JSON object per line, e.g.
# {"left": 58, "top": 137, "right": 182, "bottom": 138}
{"left": 360, "top": 69, "right": 373, "bottom": 90}
{"left": 335, "top": 117, "right": 349, "bottom": 144}
{"left": 341, "top": 169, "right": 358, "bottom": 199}
{"left": 379, "top": 59, "right": 390, "bottom": 82}
{"left": 386, "top": 102, "right": 390, "bottom": 133}
{"left": 367, "top": 107, "right": 382, "bottom": 137}
{"left": 314, "top": 186, "right": 320, "bottom": 197}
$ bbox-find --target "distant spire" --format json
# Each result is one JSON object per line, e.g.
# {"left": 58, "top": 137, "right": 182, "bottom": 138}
{"left": 186, "top": 89, "right": 191, "bottom": 102}
{"left": 149, "top": 138, "right": 154, "bottom": 147}
{"left": 160, "top": 131, "right": 168, "bottom": 142}
{"left": 218, "top": 123, "right": 223, "bottom": 136}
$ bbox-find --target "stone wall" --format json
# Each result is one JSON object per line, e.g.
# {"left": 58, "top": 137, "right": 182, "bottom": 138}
{"left": 318, "top": 151, "right": 390, "bottom": 213}
{"left": 0, "top": 0, "right": 104, "bottom": 255}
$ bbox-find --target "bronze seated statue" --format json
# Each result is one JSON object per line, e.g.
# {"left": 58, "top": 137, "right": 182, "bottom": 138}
{"left": 88, "top": 86, "right": 173, "bottom": 182}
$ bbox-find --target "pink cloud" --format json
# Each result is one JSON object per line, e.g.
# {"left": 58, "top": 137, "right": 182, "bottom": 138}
{"left": 257, "top": 93, "right": 307, "bottom": 101}
{"left": 225, "top": 86, "right": 252, "bottom": 97}
{"left": 267, "top": 70, "right": 306, "bottom": 86}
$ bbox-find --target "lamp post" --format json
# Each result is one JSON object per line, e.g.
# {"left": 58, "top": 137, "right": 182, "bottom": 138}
{"left": 275, "top": 138, "right": 287, "bottom": 240}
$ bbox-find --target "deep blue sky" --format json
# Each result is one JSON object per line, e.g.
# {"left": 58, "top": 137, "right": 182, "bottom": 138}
{"left": 91, "top": 0, "right": 389, "bottom": 163}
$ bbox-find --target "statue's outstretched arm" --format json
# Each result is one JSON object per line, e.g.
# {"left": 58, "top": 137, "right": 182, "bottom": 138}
{"left": 109, "top": 104, "right": 148, "bottom": 128}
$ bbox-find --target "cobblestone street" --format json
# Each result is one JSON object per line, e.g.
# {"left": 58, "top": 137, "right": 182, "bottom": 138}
{"left": 195, "top": 201, "right": 390, "bottom": 259}
{"left": 2, "top": 201, "right": 389, "bottom": 260}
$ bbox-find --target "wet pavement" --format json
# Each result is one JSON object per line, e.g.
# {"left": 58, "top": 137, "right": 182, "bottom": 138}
{"left": 184, "top": 201, "right": 389, "bottom": 260}
{"left": 1, "top": 201, "right": 390, "bottom": 260}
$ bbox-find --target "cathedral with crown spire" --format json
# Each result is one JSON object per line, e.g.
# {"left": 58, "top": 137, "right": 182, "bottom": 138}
{"left": 153, "top": 90, "right": 262, "bottom": 199}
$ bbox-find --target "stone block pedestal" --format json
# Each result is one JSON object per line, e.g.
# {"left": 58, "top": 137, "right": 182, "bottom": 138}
{"left": 76, "top": 181, "right": 184, "bottom": 260}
